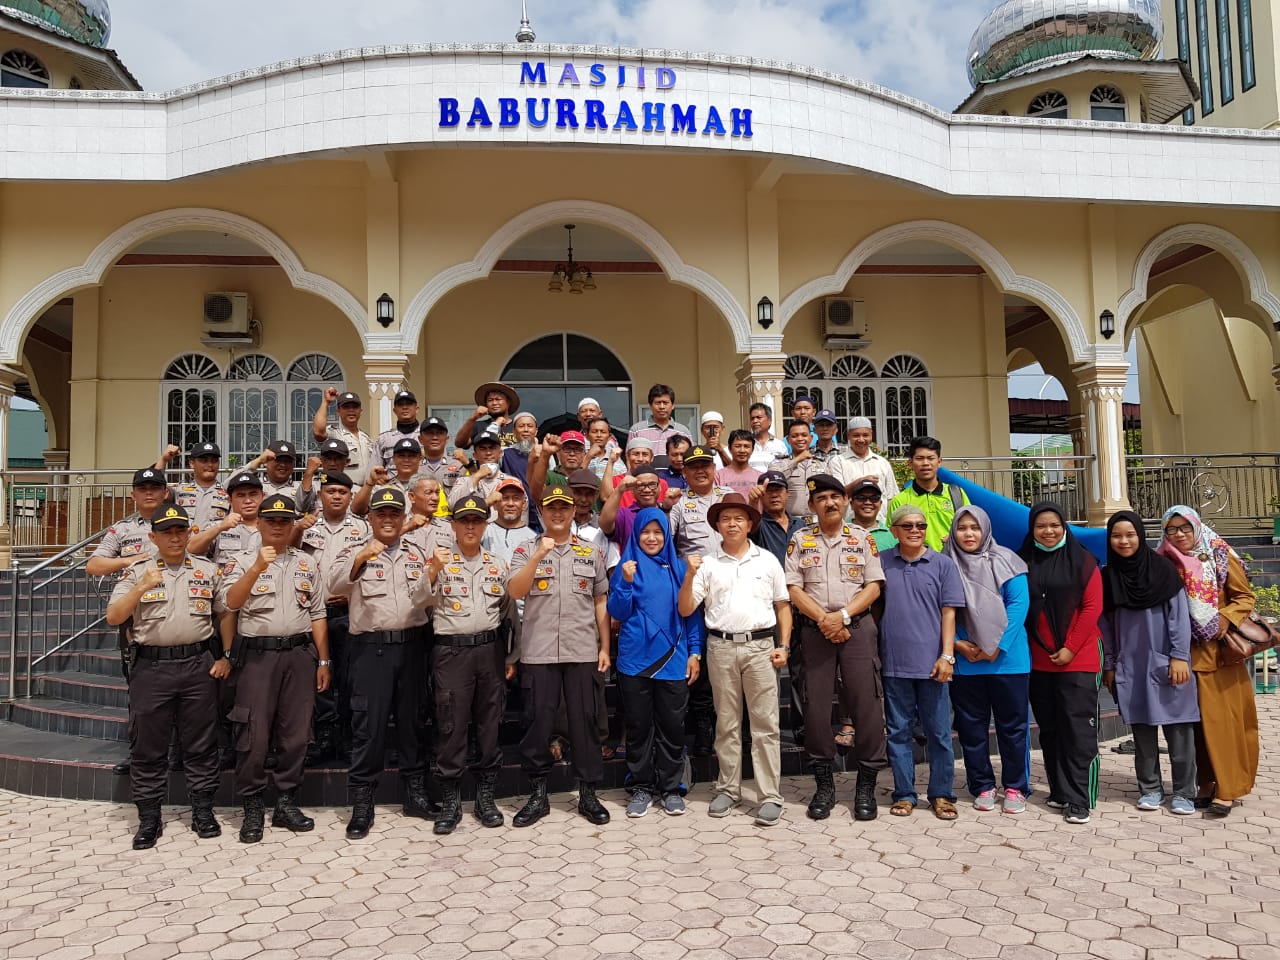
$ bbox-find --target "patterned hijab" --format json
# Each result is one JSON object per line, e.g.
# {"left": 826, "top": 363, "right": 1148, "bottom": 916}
{"left": 942, "top": 505, "right": 1027, "bottom": 655}
{"left": 1157, "top": 505, "right": 1231, "bottom": 642}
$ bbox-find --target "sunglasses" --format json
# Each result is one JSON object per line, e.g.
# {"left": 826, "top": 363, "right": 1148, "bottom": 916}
{"left": 893, "top": 522, "right": 929, "bottom": 531}
{"left": 852, "top": 495, "right": 882, "bottom": 503}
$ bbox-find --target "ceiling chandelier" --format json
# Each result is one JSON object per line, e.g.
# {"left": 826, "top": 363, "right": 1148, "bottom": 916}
{"left": 548, "top": 224, "right": 596, "bottom": 294}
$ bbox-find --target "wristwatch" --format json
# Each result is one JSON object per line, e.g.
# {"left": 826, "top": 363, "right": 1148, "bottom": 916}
{"left": 840, "top": 609, "right": 852, "bottom": 626}
{"left": 318, "top": 659, "right": 332, "bottom": 667}
{"left": 222, "top": 651, "right": 233, "bottom": 660}
{"left": 940, "top": 654, "right": 956, "bottom": 665}
{"left": 692, "top": 653, "right": 702, "bottom": 661}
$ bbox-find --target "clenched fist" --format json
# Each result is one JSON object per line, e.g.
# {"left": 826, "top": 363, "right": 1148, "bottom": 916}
{"left": 429, "top": 546, "right": 451, "bottom": 573}
{"left": 686, "top": 554, "right": 703, "bottom": 573}
{"left": 324, "top": 386, "right": 340, "bottom": 403}
{"left": 139, "top": 566, "right": 164, "bottom": 590}
{"left": 621, "top": 560, "right": 637, "bottom": 583}
{"left": 536, "top": 537, "right": 556, "bottom": 558}
{"left": 256, "top": 546, "right": 277, "bottom": 569}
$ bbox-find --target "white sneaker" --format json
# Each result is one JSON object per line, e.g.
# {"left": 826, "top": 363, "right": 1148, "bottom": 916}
{"left": 973, "top": 789, "right": 997, "bottom": 812}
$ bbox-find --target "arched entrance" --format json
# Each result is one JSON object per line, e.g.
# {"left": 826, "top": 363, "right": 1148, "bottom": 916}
{"left": 499, "top": 333, "right": 633, "bottom": 431}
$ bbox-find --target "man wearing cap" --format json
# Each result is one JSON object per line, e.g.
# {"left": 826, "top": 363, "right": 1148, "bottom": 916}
{"left": 812, "top": 410, "right": 846, "bottom": 462}
{"left": 748, "top": 402, "right": 789, "bottom": 472}
{"left": 785, "top": 396, "right": 819, "bottom": 454}
{"left": 565, "top": 469, "right": 615, "bottom": 561}
{"left": 500, "top": 414, "right": 541, "bottom": 522}
{"left": 507, "top": 484, "right": 612, "bottom": 827}
{"left": 155, "top": 442, "right": 231, "bottom": 538}
{"left": 849, "top": 479, "right": 897, "bottom": 552}
{"left": 375, "top": 390, "right": 422, "bottom": 468}
{"left": 679, "top": 493, "right": 792, "bottom": 826}
{"left": 313, "top": 388, "right": 376, "bottom": 488}
{"left": 354, "top": 437, "right": 423, "bottom": 514}
{"left": 527, "top": 430, "right": 590, "bottom": 506}
{"left": 415, "top": 417, "right": 462, "bottom": 513}
{"left": 87, "top": 468, "right": 169, "bottom": 576}
{"left": 191, "top": 471, "right": 264, "bottom": 565}
{"left": 327, "top": 486, "right": 436, "bottom": 838}
{"left": 699, "top": 411, "right": 732, "bottom": 467}
{"left": 599, "top": 466, "right": 667, "bottom": 549}
{"left": 842, "top": 417, "right": 899, "bottom": 520}
{"left": 424, "top": 494, "right": 517, "bottom": 833}
{"left": 785, "top": 473, "right": 887, "bottom": 822}
{"left": 299, "top": 471, "right": 371, "bottom": 764}
{"left": 246, "top": 441, "right": 300, "bottom": 501}
{"left": 107, "top": 504, "right": 226, "bottom": 849}
{"left": 769, "top": 421, "right": 851, "bottom": 521}
{"left": 456, "top": 381, "right": 520, "bottom": 451}
{"left": 627, "top": 383, "right": 692, "bottom": 448}
{"left": 481, "top": 478, "right": 539, "bottom": 563}
{"left": 219, "top": 494, "right": 331, "bottom": 843}
{"left": 453, "top": 430, "right": 521, "bottom": 514}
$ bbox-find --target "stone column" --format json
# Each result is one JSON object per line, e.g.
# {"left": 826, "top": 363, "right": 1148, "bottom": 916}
{"left": 1073, "top": 360, "right": 1131, "bottom": 525}
{"left": 363, "top": 354, "right": 409, "bottom": 434}
{"left": 735, "top": 351, "right": 787, "bottom": 425}
{"left": 0, "top": 365, "right": 20, "bottom": 566}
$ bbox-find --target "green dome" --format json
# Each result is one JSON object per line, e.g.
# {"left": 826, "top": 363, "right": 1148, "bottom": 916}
{"left": 0, "top": 1, "right": 111, "bottom": 47}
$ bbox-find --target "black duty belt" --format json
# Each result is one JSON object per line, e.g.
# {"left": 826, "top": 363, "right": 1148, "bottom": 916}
{"left": 325, "top": 601, "right": 349, "bottom": 616}
{"left": 351, "top": 629, "right": 419, "bottom": 645}
{"left": 708, "top": 627, "right": 775, "bottom": 642}
{"left": 243, "top": 633, "right": 311, "bottom": 651}
{"left": 136, "top": 641, "right": 210, "bottom": 661}
{"left": 434, "top": 629, "right": 499, "bottom": 648}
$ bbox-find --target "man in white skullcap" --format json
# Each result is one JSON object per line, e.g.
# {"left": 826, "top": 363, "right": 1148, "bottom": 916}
{"left": 841, "top": 417, "right": 899, "bottom": 521}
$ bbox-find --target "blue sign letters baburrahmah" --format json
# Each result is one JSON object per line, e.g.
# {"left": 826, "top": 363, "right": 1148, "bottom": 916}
{"left": 438, "top": 60, "right": 754, "bottom": 138}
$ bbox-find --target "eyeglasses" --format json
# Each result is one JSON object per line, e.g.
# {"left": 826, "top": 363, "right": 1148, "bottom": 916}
{"left": 893, "top": 522, "right": 929, "bottom": 531}
{"left": 1165, "top": 522, "right": 1195, "bottom": 537}
{"left": 635, "top": 482, "right": 660, "bottom": 491}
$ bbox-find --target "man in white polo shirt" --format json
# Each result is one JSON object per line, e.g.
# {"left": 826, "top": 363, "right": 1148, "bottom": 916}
{"left": 679, "top": 493, "right": 792, "bottom": 826}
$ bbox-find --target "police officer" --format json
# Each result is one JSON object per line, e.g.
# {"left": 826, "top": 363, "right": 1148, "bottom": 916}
{"left": 326, "top": 487, "right": 435, "bottom": 839}
{"left": 299, "top": 470, "right": 371, "bottom": 764}
{"left": 313, "top": 388, "right": 376, "bottom": 488}
{"left": 784, "top": 473, "right": 886, "bottom": 821}
{"left": 86, "top": 467, "right": 168, "bottom": 577}
{"left": 417, "top": 416, "right": 462, "bottom": 504}
{"left": 190, "top": 470, "right": 264, "bottom": 563}
{"left": 425, "top": 494, "right": 516, "bottom": 834}
{"left": 250, "top": 440, "right": 300, "bottom": 500}
{"left": 156, "top": 441, "right": 230, "bottom": 540}
{"left": 507, "top": 485, "right": 612, "bottom": 827}
{"left": 353, "top": 438, "right": 422, "bottom": 514}
{"left": 105, "top": 505, "right": 224, "bottom": 849}
{"left": 219, "top": 494, "right": 331, "bottom": 842}
{"left": 375, "top": 390, "right": 421, "bottom": 467}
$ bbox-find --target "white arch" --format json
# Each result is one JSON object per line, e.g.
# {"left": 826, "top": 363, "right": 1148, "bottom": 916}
{"left": 400, "top": 200, "right": 752, "bottom": 353}
{"left": 1116, "top": 223, "right": 1280, "bottom": 337}
{"left": 777, "top": 220, "right": 1090, "bottom": 363}
{"left": 0, "top": 207, "right": 369, "bottom": 363}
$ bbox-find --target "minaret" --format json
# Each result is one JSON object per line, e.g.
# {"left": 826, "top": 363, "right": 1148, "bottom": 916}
{"left": 515, "top": 1, "right": 535, "bottom": 43}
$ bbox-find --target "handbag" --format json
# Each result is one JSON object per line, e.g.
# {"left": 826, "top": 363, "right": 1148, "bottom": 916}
{"left": 1219, "top": 610, "right": 1280, "bottom": 667}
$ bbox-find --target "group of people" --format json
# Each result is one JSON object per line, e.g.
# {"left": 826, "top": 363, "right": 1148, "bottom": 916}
{"left": 95, "top": 380, "right": 1262, "bottom": 849}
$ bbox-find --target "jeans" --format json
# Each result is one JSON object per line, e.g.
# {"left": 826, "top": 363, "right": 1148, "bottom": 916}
{"left": 883, "top": 675, "right": 955, "bottom": 804}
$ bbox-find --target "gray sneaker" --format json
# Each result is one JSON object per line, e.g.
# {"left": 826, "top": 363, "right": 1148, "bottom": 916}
{"left": 626, "top": 789, "right": 654, "bottom": 818}
{"left": 661, "top": 793, "right": 686, "bottom": 816}
{"left": 754, "top": 802, "right": 783, "bottom": 826}
{"left": 708, "top": 794, "right": 737, "bottom": 818}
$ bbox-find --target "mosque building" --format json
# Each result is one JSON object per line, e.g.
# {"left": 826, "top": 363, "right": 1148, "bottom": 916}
{"left": 0, "top": 0, "right": 1278, "bottom": 560}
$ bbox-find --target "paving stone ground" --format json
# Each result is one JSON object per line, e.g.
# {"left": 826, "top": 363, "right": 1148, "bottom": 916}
{"left": 2, "top": 695, "right": 1279, "bottom": 960}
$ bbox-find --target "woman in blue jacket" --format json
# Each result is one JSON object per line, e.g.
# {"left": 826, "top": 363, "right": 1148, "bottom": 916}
{"left": 943, "top": 505, "right": 1032, "bottom": 814}
{"left": 607, "top": 506, "right": 705, "bottom": 818}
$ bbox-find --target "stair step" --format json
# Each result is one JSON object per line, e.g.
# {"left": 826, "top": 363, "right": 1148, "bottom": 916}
{"left": 6, "top": 697, "right": 127, "bottom": 741}
{"left": 32, "top": 671, "right": 127, "bottom": 710}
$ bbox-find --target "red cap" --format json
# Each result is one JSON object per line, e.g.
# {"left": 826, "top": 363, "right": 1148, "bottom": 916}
{"left": 559, "top": 430, "right": 588, "bottom": 447}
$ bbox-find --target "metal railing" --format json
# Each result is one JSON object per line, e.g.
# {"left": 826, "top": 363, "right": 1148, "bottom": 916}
{"left": 1125, "top": 454, "right": 1280, "bottom": 535}
{"left": 2, "top": 468, "right": 138, "bottom": 559}
{"left": 948, "top": 456, "right": 1092, "bottom": 522}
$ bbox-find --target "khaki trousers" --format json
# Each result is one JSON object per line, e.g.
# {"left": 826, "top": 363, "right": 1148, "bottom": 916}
{"left": 707, "top": 636, "right": 782, "bottom": 806}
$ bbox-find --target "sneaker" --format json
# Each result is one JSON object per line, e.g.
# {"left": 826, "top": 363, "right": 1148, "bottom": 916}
{"left": 1170, "top": 797, "right": 1195, "bottom": 816}
{"left": 1064, "top": 804, "right": 1091, "bottom": 824}
{"left": 660, "top": 794, "right": 686, "bottom": 816}
{"left": 625, "top": 790, "right": 654, "bottom": 819}
{"left": 1136, "top": 791, "right": 1164, "bottom": 811}
{"left": 1002, "top": 789, "right": 1026, "bottom": 815}
{"left": 1045, "top": 798, "right": 1067, "bottom": 810}
{"left": 754, "top": 802, "right": 783, "bottom": 826}
{"left": 973, "top": 789, "right": 997, "bottom": 812}
{"left": 708, "top": 794, "right": 737, "bottom": 818}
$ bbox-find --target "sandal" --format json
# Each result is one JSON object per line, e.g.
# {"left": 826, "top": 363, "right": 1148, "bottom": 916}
{"left": 890, "top": 800, "right": 915, "bottom": 817}
{"left": 549, "top": 736, "right": 569, "bottom": 763}
{"left": 601, "top": 743, "right": 617, "bottom": 761}
{"left": 834, "top": 725, "right": 855, "bottom": 749}
{"left": 932, "top": 798, "right": 958, "bottom": 820}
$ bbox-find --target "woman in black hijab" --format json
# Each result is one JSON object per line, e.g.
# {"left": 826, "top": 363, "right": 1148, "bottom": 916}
{"left": 1018, "top": 503, "right": 1103, "bottom": 825}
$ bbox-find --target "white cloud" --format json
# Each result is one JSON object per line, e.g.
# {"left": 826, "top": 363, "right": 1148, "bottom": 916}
{"left": 107, "top": 0, "right": 993, "bottom": 108}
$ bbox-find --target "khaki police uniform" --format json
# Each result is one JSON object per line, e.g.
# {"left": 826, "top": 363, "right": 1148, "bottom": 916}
{"left": 213, "top": 523, "right": 263, "bottom": 566}
{"left": 173, "top": 481, "right": 230, "bottom": 539}
{"left": 511, "top": 534, "right": 609, "bottom": 785}
{"left": 220, "top": 544, "right": 326, "bottom": 800}
{"left": 325, "top": 423, "right": 376, "bottom": 488}
{"left": 784, "top": 520, "right": 887, "bottom": 770}
{"left": 375, "top": 425, "right": 420, "bottom": 468}
{"left": 769, "top": 455, "right": 852, "bottom": 520}
{"left": 417, "top": 457, "right": 463, "bottom": 497}
{"left": 669, "top": 485, "right": 734, "bottom": 559}
{"left": 110, "top": 552, "right": 224, "bottom": 806}
{"left": 93, "top": 514, "right": 158, "bottom": 565}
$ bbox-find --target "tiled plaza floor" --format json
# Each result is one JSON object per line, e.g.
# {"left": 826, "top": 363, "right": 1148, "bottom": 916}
{"left": 2, "top": 696, "right": 1279, "bottom": 960}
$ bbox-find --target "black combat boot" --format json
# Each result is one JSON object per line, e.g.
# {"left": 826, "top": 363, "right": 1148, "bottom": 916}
{"left": 577, "top": 782, "right": 610, "bottom": 825}
{"left": 853, "top": 767, "right": 879, "bottom": 821}
{"left": 189, "top": 789, "right": 221, "bottom": 839}
{"left": 272, "top": 792, "right": 315, "bottom": 832}
{"left": 807, "top": 762, "right": 836, "bottom": 821}
{"left": 132, "top": 799, "right": 164, "bottom": 850}
{"left": 433, "top": 781, "right": 463, "bottom": 835}
{"left": 239, "top": 796, "right": 265, "bottom": 844}
{"left": 513, "top": 777, "right": 550, "bottom": 827}
{"left": 474, "top": 771, "right": 504, "bottom": 828}
{"left": 403, "top": 774, "right": 442, "bottom": 820}
{"left": 346, "top": 785, "right": 375, "bottom": 839}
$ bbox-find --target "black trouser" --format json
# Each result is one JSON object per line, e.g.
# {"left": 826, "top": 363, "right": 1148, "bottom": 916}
{"left": 433, "top": 639, "right": 505, "bottom": 781}
{"left": 689, "top": 647, "right": 715, "bottom": 731}
{"left": 347, "top": 635, "right": 426, "bottom": 788}
{"left": 786, "top": 627, "right": 807, "bottom": 741}
{"left": 312, "top": 607, "right": 350, "bottom": 738}
{"left": 128, "top": 651, "right": 220, "bottom": 804}
{"left": 229, "top": 644, "right": 316, "bottom": 798}
{"left": 618, "top": 672, "right": 688, "bottom": 795}
{"left": 799, "top": 618, "right": 887, "bottom": 769}
{"left": 1029, "top": 670, "right": 1099, "bottom": 809}
{"left": 521, "top": 662, "right": 603, "bottom": 783}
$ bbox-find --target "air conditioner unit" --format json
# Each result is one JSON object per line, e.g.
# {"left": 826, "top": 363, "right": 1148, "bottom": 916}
{"left": 821, "top": 297, "right": 867, "bottom": 339}
{"left": 202, "top": 292, "right": 251, "bottom": 336}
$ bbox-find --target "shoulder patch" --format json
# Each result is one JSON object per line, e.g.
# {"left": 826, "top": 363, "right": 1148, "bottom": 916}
{"left": 787, "top": 541, "right": 796, "bottom": 557}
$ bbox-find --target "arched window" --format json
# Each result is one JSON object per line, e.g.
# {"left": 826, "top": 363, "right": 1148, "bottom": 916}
{"left": 495, "top": 333, "right": 634, "bottom": 431}
{"left": 881, "top": 354, "right": 928, "bottom": 379}
{"left": 831, "top": 355, "right": 876, "bottom": 379}
{"left": 1, "top": 50, "right": 49, "bottom": 88}
{"left": 287, "top": 353, "right": 345, "bottom": 453}
{"left": 1027, "top": 90, "right": 1068, "bottom": 119}
{"left": 162, "top": 354, "right": 221, "bottom": 453}
{"left": 1089, "top": 85, "right": 1127, "bottom": 122}
{"left": 881, "top": 355, "right": 931, "bottom": 455}
{"left": 781, "top": 354, "right": 826, "bottom": 414}
{"left": 786, "top": 351, "right": 932, "bottom": 454}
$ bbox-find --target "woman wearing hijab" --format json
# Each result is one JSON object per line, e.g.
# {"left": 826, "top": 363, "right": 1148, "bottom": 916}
{"left": 943, "top": 506, "right": 1031, "bottom": 815}
{"left": 1101, "top": 511, "right": 1199, "bottom": 815}
{"left": 1158, "top": 506, "right": 1258, "bottom": 816}
{"left": 607, "top": 507, "right": 706, "bottom": 818}
{"left": 1018, "top": 502, "right": 1103, "bottom": 825}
